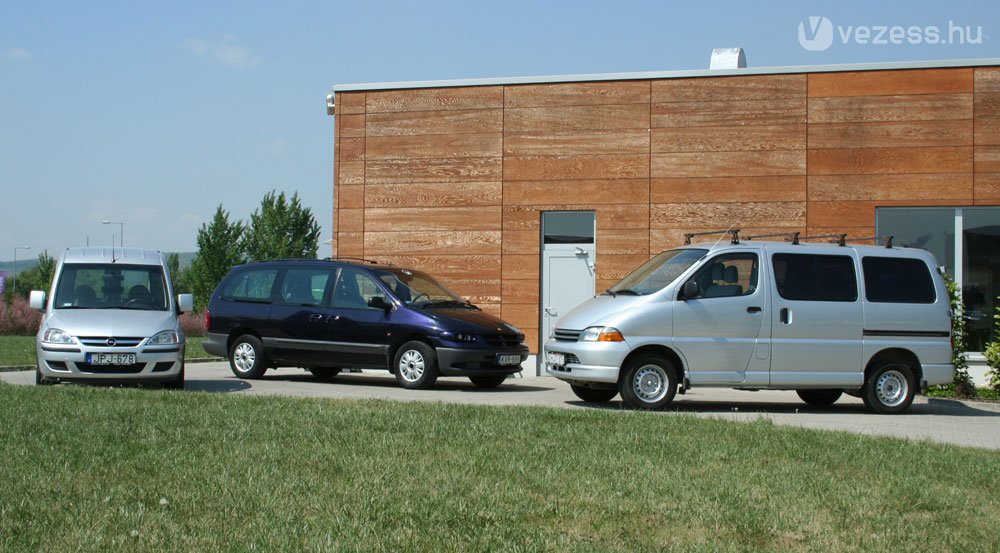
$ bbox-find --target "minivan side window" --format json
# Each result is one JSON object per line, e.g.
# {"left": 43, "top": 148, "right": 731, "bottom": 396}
{"left": 277, "top": 268, "right": 332, "bottom": 306}
{"left": 332, "top": 267, "right": 388, "bottom": 310}
{"left": 862, "top": 257, "right": 936, "bottom": 303}
{"left": 773, "top": 253, "right": 857, "bottom": 302}
{"left": 222, "top": 268, "right": 279, "bottom": 303}
{"left": 685, "top": 253, "right": 758, "bottom": 298}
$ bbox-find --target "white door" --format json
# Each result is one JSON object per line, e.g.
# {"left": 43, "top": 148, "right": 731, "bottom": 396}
{"left": 540, "top": 212, "right": 596, "bottom": 375}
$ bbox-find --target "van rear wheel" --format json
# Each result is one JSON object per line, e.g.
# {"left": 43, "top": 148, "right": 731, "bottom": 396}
{"left": 618, "top": 355, "right": 677, "bottom": 410}
{"left": 229, "top": 335, "right": 268, "bottom": 380}
{"left": 796, "top": 389, "right": 842, "bottom": 407}
{"left": 570, "top": 385, "right": 618, "bottom": 403}
{"left": 863, "top": 361, "right": 916, "bottom": 414}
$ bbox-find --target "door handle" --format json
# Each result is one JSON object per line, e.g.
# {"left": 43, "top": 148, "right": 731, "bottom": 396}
{"left": 746, "top": 306, "right": 762, "bottom": 313}
{"left": 780, "top": 308, "right": 793, "bottom": 325}
{"left": 544, "top": 306, "right": 557, "bottom": 317}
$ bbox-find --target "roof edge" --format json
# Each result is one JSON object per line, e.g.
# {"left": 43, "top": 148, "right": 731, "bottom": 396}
{"left": 331, "top": 57, "right": 1000, "bottom": 93}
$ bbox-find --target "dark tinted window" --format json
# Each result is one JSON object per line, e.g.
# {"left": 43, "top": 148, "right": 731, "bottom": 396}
{"left": 277, "top": 268, "right": 332, "bottom": 306}
{"left": 542, "top": 211, "right": 595, "bottom": 244}
{"left": 773, "top": 253, "right": 857, "bottom": 302}
{"left": 862, "top": 257, "right": 936, "bottom": 303}
{"left": 222, "top": 268, "right": 278, "bottom": 302}
{"left": 55, "top": 264, "right": 168, "bottom": 311}
{"left": 333, "top": 267, "right": 388, "bottom": 310}
{"left": 685, "top": 253, "right": 759, "bottom": 299}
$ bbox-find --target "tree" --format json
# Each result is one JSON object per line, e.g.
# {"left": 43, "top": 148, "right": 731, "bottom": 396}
{"left": 8, "top": 251, "right": 56, "bottom": 299}
{"left": 165, "top": 252, "right": 190, "bottom": 295}
{"left": 188, "top": 206, "right": 245, "bottom": 311}
{"left": 241, "top": 190, "right": 321, "bottom": 262}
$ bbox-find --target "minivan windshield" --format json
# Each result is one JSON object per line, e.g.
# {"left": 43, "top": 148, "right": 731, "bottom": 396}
{"left": 54, "top": 264, "right": 169, "bottom": 311}
{"left": 607, "top": 248, "right": 708, "bottom": 295}
{"left": 373, "top": 268, "right": 475, "bottom": 309}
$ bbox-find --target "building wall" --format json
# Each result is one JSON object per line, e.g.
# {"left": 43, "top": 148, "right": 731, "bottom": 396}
{"left": 333, "top": 66, "right": 1000, "bottom": 352}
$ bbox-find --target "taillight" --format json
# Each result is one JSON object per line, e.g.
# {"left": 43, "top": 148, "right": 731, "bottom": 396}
{"left": 204, "top": 309, "right": 211, "bottom": 331}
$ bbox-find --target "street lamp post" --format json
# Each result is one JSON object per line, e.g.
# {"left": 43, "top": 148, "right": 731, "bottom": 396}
{"left": 13, "top": 245, "right": 31, "bottom": 296}
{"left": 102, "top": 220, "right": 124, "bottom": 248}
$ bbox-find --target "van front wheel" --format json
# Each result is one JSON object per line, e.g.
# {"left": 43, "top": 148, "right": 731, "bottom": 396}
{"left": 863, "top": 362, "right": 916, "bottom": 414}
{"left": 619, "top": 356, "right": 677, "bottom": 410}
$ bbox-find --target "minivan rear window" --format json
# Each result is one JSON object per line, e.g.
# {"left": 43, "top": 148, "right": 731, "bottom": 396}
{"left": 222, "top": 268, "right": 279, "bottom": 303}
{"left": 862, "top": 257, "right": 936, "bottom": 303}
{"left": 772, "top": 253, "right": 857, "bottom": 302}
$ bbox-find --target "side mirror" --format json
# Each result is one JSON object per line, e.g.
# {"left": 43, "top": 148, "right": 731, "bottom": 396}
{"left": 367, "top": 296, "right": 391, "bottom": 311}
{"left": 681, "top": 281, "right": 700, "bottom": 300}
{"left": 29, "top": 290, "right": 46, "bottom": 311}
{"left": 177, "top": 294, "right": 194, "bottom": 313}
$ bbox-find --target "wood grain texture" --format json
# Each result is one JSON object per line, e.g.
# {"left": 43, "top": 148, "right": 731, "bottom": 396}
{"left": 339, "top": 137, "right": 365, "bottom": 161}
{"left": 340, "top": 161, "right": 364, "bottom": 185}
{"left": 808, "top": 174, "right": 973, "bottom": 201}
{"left": 501, "top": 279, "right": 539, "bottom": 304}
{"left": 336, "top": 92, "right": 366, "bottom": 115}
{"left": 807, "top": 93, "right": 972, "bottom": 123}
{"left": 808, "top": 120, "right": 972, "bottom": 149}
{"left": 365, "top": 157, "right": 502, "bottom": 184}
{"left": 339, "top": 114, "right": 366, "bottom": 138}
{"left": 808, "top": 200, "right": 961, "bottom": 228}
{"left": 651, "top": 74, "right": 806, "bottom": 102}
{"left": 975, "top": 92, "right": 1000, "bottom": 118}
{"left": 651, "top": 99, "right": 806, "bottom": 128}
{"left": 807, "top": 147, "right": 972, "bottom": 175}
{"left": 597, "top": 229, "right": 650, "bottom": 255}
{"left": 338, "top": 185, "right": 364, "bottom": 209}
{"left": 976, "top": 69, "right": 1000, "bottom": 92}
{"left": 337, "top": 233, "right": 364, "bottom": 257}
{"left": 974, "top": 173, "right": 1000, "bottom": 202}
{"left": 597, "top": 254, "right": 650, "bottom": 281}
{"left": 651, "top": 124, "right": 805, "bottom": 152}
{"left": 502, "top": 254, "right": 540, "bottom": 280}
{"left": 501, "top": 230, "right": 539, "bottom": 255}
{"left": 364, "top": 231, "right": 501, "bottom": 255}
{"left": 375, "top": 255, "right": 501, "bottom": 280}
{"left": 364, "top": 206, "right": 502, "bottom": 231}
{"left": 365, "top": 133, "right": 502, "bottom": 159}
{"left": 976, "top": 118, "right": 1000, "bottom": 146}
{"left": 505, "top": 81, "right": 650, "bottom": 107}
{"left": 976, "top": 146, "right": 1000, "bottom": 172}
{"left": 504, "top": 104, "right": 650, "bottom": 132}
{"left": 338, "top": 209, "right": 364, "bottom": 232}
{"left": 365, "top": 86, "right": 503, "bottom": 113}
{"left": 366, "top": 109, "right": 502, "bottom": 136}
{"left": 501, "top": 303, "right": 539, "bottom": 330}
{"left": 504, "top": 130, "right": 650, "bottom": 157}
{"left": 502, "top": 204, "right": 649, "bottom": 230}
{"left": 805, "top": 228, "right": 877, "bottom": 242}
{"left": 808, "top": 68, "right": 973, "bottom": 97}
{"left": 365, "top": 182, "right": 501, "bottom": 208}
{"left": 651, "top": 150, "right": 806, "bottom": 178}
{"left": 651, "top": 202, "right": 805, "bottom": 228}
{"left": 650, "top": 228, "right": 807, "bottom": 252}
{"left": 504, "top": 154, "right": 649, "bottom": 181}
{"left": 503, "top": 179, "right": 648, "bottom": 206}
{"left": 650, "top": 176, "right": 807, "bottom": 203}
{"left": 445, "top": 279, "right": 501, "bottom": 305}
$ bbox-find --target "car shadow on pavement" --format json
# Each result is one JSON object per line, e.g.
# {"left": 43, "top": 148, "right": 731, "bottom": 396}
{"left": 253, "top": 371, "right": 557, "bottom": 393}
{"left": 568, "top": 398, "right": 1000, "bottom": 417}
{"left": 183, "top": 380, "right": 253, "bottom": 393}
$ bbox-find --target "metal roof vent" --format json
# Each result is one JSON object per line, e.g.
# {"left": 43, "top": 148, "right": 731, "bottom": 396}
{"left": 710, "top": 48, "right": 747, "bottom": 70}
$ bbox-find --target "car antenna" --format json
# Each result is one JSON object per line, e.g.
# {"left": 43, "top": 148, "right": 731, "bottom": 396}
{"left": 709, "top": 224, "right": 739, "bottom": 249}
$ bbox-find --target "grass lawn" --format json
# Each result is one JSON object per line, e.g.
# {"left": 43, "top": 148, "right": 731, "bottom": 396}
{"left": 1, "top": 384, "right": 998, "bottom": 551}
{"left": 0, "top": 336, "right": 216, "bottom": 367}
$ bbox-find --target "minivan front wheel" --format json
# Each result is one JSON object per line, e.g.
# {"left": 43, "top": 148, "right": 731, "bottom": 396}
{"left": 619, "top": 355, "right": 678, "bottom": 410}
{"left": 230, "top": 335, "right": 268, "bottom": 379}
{"left": 863, "top": 362, "right": 916, "bottom": 414}
{"left": 394, "top": 341, "right": 439, "bottom": 389}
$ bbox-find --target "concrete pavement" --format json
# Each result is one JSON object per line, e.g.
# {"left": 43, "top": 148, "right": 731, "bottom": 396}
{"left": 4, "top": 361, "right": 999, "bottom": 450}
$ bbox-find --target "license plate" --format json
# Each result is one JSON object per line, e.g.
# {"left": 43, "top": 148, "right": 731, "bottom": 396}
{"left": 546, "top": 352, "right": 565, "bottom": 366}
{"left": 87, "top": 353, "right": 136, "bottom": 365}
{"left": 496, "top": 354, "right": 522, "bottom": 366}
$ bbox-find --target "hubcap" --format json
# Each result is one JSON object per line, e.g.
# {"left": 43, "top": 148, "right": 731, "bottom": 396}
{"left": 234, "top": 342, "right": 256, "bottom": 373}
{"left": 876, "top": 369, "right": 908, "bottom": 407}
{"left": 399, "top": 350, "right": 425, "bottom": 382}
{"left": 633, "top": 364, "right": 669, "bottom": 403}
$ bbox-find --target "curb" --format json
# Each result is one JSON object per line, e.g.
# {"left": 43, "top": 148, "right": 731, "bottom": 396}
{"left": 926, "top": 397, "right": 1000, "bottom": 413}
{"left": 0, "top": 357, "right": 224, "bottom": 373}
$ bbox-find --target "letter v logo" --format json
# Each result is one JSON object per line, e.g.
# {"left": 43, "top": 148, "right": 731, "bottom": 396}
{"left": 798, "top": 16, "right": 834, "bottom": 51}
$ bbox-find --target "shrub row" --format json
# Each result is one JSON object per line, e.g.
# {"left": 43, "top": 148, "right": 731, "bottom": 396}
{"left": 179, "top": 311, "right": 206, "bottom": 337}
{"left": 0, "top": 298, "right": 42, "bottom": 336}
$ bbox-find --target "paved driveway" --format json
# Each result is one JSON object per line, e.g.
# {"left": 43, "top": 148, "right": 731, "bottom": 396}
{"left": 4, "top": 361, "right": 999, "bottom": 450}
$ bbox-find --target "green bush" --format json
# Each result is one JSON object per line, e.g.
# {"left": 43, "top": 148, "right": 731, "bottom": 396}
{"left": 985, "top": 297, "right": 1000, "bottom": 393}
{"left": 941, "top": 274, "right": 975, "bottom": 398}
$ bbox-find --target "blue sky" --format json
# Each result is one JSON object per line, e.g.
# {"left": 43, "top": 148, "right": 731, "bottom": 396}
{"left": 2, "top": 0, "right": 998, "bottom": 261}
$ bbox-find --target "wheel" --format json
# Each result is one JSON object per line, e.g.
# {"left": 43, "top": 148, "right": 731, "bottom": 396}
{"left": 863, "top": 361, "right": 916, "bottom": 414}
{"left": 393, "top": 341, "right": 439, "bottom": 389}
{"left": 570, "top": 384, "right": 618, "bottom": 403}
{"left": 309, "top": 367, "right": 341, "bottom": 379}
{"left": 229, "top": 335, "right": 268, "bottom": 379}
{"left": 796, "top": 389, "right": 842, "bottom": 407}
{"left": 618, "top": 355, "right": 678, "bottom": 410}
{"left": 35, "top": 367, "right": 56, "bottom": 386}
{"left": 469, "top": 375, "right": 507, "bottom": 388}
{"left": 162, "top": 363, "right": 185, "bottom": 390}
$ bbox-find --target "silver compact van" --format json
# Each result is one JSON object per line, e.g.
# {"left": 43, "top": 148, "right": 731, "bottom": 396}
{"left": 544, "top": 235, "right": 954, "bottom": 414}
{"left": 30, "top": 247, "right": 194, "bottom": 388}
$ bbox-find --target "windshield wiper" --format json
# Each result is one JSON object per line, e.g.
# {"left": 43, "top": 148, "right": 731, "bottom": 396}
{"left": 612, "top": 289, "right": 641, "bottom": 296}
{"left": 602, "top": 289, "right": 617, "bottom": 297}
{"left": 418, "top": 300, "right": 479, "bottom": 310}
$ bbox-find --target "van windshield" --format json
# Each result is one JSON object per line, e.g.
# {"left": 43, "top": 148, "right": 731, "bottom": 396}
{"left": 373, "top": 268, "right": 474, "bottom": 309}
{"left": 54, "top": 264, "right": 169, "bottom": 311}
{"left": 607, "top": 248, "right": 708, "bottom": 295}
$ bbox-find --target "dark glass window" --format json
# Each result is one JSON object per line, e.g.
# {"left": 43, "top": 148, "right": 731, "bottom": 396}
{"left": 772, "top": 253, "right": 857, "bottom": 302}
{"left": 685, "top": 253, "right": 759, "bottom": 299}
{"left": 542, "top": 211, "right": 595, "bottom": 244}
{"left": 222, "top": 268, "right": 278, "bottom": 302}
{"left": 862, "top": 257, "right": 935, "bottom": 304}
{"left": 277, "top": 268, "right": 332, "bottom": 306}
{"left": 333, "top": 267, "right": 388, "bottom": 310}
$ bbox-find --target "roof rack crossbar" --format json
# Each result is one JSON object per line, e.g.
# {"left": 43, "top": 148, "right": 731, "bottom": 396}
{"left": 849, "top": 235, "right": 894, "bottom": 248}
{"left": 745, "top": 231, "right": 801, "bottom": 243}
{"left": 684, "top": 229, "right": 740, "bottom": 245}
{"left": 796, "top": 233, "right": 847, "bottom": 246}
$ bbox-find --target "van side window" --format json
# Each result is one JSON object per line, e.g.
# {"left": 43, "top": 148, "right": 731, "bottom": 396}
{"left": 685, "top": 253, "right": 758, "bottom": 299}
{"left": 862, "top": 257, "right": 936, "bottom": 303}
{"left": 773, "top": 253, "right": 857, "bottom": 302}
{"left": 333, "top": 267, "right": 388, "bottom": 310}
{"left": 277, "top": 268, "right": 332, "bottom": 306}
{"left": 222, "top": 268, "right": 279, "bottom": 303}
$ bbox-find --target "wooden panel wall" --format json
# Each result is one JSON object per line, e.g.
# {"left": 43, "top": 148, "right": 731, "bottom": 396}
{"left": 334, "top": 66, "right": 999, "bottom": 352}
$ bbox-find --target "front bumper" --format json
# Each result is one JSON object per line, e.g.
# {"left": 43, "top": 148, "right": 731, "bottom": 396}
{"left": 435, "top": 345, "right": 529, "bottom": 377}
{"left": 543, "top": 338, "right": 630, "bottom": 384}
{"left": 37, "top": 342, "right": 184, "bottom": 382}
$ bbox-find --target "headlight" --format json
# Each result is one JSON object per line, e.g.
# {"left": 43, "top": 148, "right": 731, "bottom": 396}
{"left": 579, "top": 326, "right": 625, "bottom": 342}
{"left": 148, "top": 330, "right": 179, "bottom": 345}
{"left": 441, "top": 331, "right": 479, "bottom": 343}
{"left": 42, "top": 328, "right": 75, "bottom": 344}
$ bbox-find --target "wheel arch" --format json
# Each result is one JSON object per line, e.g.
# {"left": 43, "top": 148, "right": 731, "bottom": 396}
{"left": 865, "top": 348, "right": 923, "bottom": 384}
{"left": 619, "top": 344, "right": 684, "bottom": 384}
{"left": 227, "top": 327, "right": 263, "bottom": 354}
{"left": 388, "top": 332, "right": 434, "bottom": 368}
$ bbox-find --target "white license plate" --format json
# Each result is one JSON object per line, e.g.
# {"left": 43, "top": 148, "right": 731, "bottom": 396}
{"left": 496, "top": 354, "right": 522, "bottom": 366}
{"left": 87, "top": 353, "right": 136, "bottom": 365}
{"left": 546, "top": 352, "right": 566, "bottom": 366}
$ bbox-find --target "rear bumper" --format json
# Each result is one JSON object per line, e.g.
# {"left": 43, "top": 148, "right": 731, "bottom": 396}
{"left": 435, "top": 345, "right": 529, "bottom": 377}
{"left": 922, "top": 363, "right": 954, "bottom": 386}
{"left": 203, "top": 332, "right": 228, "bottom": 357}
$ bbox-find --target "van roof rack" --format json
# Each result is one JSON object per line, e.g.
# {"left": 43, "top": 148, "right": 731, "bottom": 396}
{"left": 745, "top": 231, "right": 801, "bottom": 242}
{"left": 322, "top": 256, "right": 387, "bottom": 265}
{"left": 684, "top": 229, "right": 740, "bottom": 245}
{"left": 849, "top": 235, "right": 894, "bottom": 248}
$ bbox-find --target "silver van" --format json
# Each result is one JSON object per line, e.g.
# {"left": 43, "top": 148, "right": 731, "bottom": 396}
{"left": 30, "top": 247, "right": 194, "bottom": 388}
{"left": 544, "top": 235, "right": 954, "bottom": 414}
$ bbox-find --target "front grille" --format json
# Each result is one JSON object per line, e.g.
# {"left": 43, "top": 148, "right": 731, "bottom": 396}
{"left": 484, "top": 334, "right": 523, "bottom": 347}
{"left": 553, "top": 328, "right": 582, "bottom": 342}
{"left": 78, "top": 336, "right": 144, "bottom": 348}
{"left": 564, "top": 353, "right": 580, "bottom": 365}
{"left": 73, "top": 362, "right": 146, "bottom": 374}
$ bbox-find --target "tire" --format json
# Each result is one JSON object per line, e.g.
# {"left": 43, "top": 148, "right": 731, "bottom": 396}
{"left": 796, "top": 389, "right": 842, "bottom": 407}
{"left": 618, "top": 355, "right": 678, "bottom": 410}
{"left": 570, "top": 384, "right": 618, "bottom": 403}
{"left": 863, "top": 361, "right": 916, "bottom": 414}
{"left": 309, "top": 367, "right": 341, "bottom": 379}
{"left": 469, "top": 375, "right": 507, "bottom": 388}
{"left": 162, "top": 363, "right": 185, "bottom": 390}
{"left": 393, "top": 341, "right": 439, "bottom": 389}
{"left": 229, "top": 335, "right": 268, "bottom": 379}
{"left": 35, "top": 367, "right": 55, "bottom": 386}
